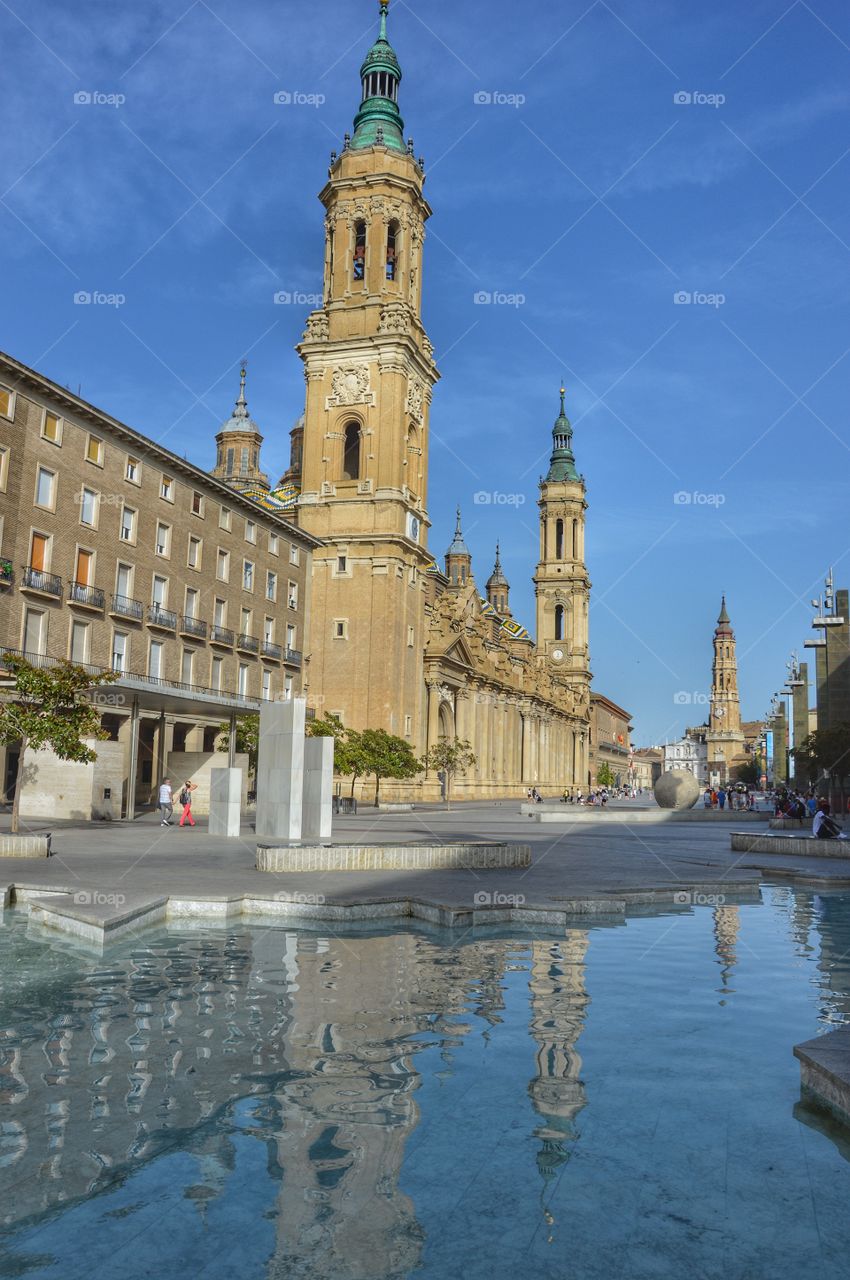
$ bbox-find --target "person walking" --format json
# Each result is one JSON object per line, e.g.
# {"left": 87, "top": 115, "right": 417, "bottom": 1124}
{"left": 158, "top": 778, "right": 174, "bottom": 826}
{"left": 179, "top": 780, "right": 198, "bottom": 827}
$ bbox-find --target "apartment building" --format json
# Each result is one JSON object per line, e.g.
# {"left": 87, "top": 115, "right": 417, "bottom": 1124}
{"left": 0, "top": 350, "right": 320, "bottom": 819}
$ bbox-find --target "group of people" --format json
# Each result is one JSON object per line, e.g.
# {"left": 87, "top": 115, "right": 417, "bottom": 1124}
{"left": 773, "top": 787, "right": 847, "bottom": 839}
{"left": 703, "top": 786, "right": 756, "bottom": 812}
{"left": 526, "top": 786, "right": 644, "bottom": 806}
{"left": 157, "top": 778, "right": 198, "bottom": 827}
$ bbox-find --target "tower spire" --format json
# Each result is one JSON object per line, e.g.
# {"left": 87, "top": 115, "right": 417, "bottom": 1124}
{"left": 717, "top": 595, "right": 730, "bottom": 627}
{"left": 351, "top": 0, "right": 406, "bottom": 153}
{"left": 546, "top": 385, "right": 579, "bottom": 483}
{"left": 445, "top": 505, "right": 472, "bottom": 586}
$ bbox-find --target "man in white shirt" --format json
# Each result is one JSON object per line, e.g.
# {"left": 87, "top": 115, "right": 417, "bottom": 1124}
{"left": 813, "top": 804, "right": 840, "bottom": 839}
{"left": 158, "top": 779, "right": 173, "bottom": 827}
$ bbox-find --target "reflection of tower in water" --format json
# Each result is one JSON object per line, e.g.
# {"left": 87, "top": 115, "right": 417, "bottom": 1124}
{"left": 713, "top": 905, "right": 740, "bottom": 997}
{"left": 267, "top": 933, "right": 514, "bottom": 1280}
{"left": 527, "top": 933, "right": 590, "bottom": 1187}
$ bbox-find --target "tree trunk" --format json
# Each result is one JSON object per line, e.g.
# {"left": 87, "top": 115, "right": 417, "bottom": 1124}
{"left": 350, "top": 774, "right": 357, "bottom": 799}
{"left": 445, "top": 772, "right": 451, "bottom": 811}
{"left": 374, "top": 774, "right": 380, "bottom": 807}
{"left": 10, "top": 735, "right": 26, "bottom": 835}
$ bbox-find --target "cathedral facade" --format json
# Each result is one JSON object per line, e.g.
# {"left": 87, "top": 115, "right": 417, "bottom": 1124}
{"left": 232, "top": 2, "right": 593, "bottom": 799}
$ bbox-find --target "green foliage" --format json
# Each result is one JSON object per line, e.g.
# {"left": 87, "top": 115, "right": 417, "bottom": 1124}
{"left": 596, "top": 763, "right": 616, "bottom": 788}
{"left": 307, "top": 714, "right": 370, "bottom": 796}
{"left": 358, "top": 728, "right": 422, "bottom": 805}
{"left": 422, "top": 737, "right": 476, "bottom": 808}
{"left": 0, "top": 654, "right": 119, "bottom": 832}
{"left": 732, "top": 759, "right": 760, "bottom": 785}
{"left": 218, "top": 714, "right": 260, "bottom": 773}
{"left": 793, "top": 725, "right": 850, "bottom": 784}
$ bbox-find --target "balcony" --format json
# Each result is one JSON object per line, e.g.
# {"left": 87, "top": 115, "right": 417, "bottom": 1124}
{"left": 210, "top": 625, "right": 234, "bottom": 647}
{"left": 110, "top": 593, "right": 143, "bottom": 622}
{"left": 237, "top": 633, "right": 259, "bottom": 654}
{"left": 261, "top": 640, "right": 282, "bottom": 661}
{"left": 0, "top": 560, "right": 12, "bottom": 588}
{"left": 68, "top": 581, "right": 105, "bottom": 611}
{"left": 284, "top": 647, "right": 303, "bottom": 668}
{"left": 180, "top": 615, "right": 208, "bottom": 640}
{"left": 146, "top": 604, "right": 177, "bottom": 631}
{"left": 21, "top": 567, "right": 62, "bottom": 598}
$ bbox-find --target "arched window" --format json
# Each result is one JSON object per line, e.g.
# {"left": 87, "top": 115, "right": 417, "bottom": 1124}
{"left": 572, "top": 519, "right": 578, "bottom": 559}
{"left": 386, "top": 221, "right": 399, "bottom": 281}
{"left": 555, "top": 519, "right": 564, "bottom": 559}
{"left": 240, "top": 447, "right": 249, "bottom": 475}
{"left": 226, "top": 447, "right": 234, "bottom": 474}
{"left": 353, "top": 221, "right": 366, "bottom": 282}
{"left": 555, "top": 604, "right": 565, "bottom": 641}
{"left": 342, "top": 422, "right": 360, "bottom": 481}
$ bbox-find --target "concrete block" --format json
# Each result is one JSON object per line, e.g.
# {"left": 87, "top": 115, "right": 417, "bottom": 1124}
{"left": 795, "top": 1027, "right": 850, "bottom": 1128}
{"left": 256, "top": 841, "right": 532, "bottom": 873}
{"left": 0, "top": 834, "right": 52, "bottom": 858}
{"left": 302, "top": 735, "right": 333, "bottom": 840}
{"left": 208, "top": 768, "right": 242, "bottom": 838}
{"left": 731, "top": 832, "right": 850, "bottom": 858}
{"left": 255, "top": 699, "right": 306, "bottom": 841}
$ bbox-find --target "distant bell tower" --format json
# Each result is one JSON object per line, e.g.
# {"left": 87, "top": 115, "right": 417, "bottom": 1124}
{"left": 212, "top": 364, "right": 269, "bottom": 494}
{"left": 533, "top": 388, "right": 591, "bottom": 700}
{"left": 709, "top": 596, "right": 742, "bottom": 734}
{"left": 444, "top": 507, "right": 472, "bottom": 587}
{"left": 295, "top": 0, "right": 439, "bottom": 738}
{"left": 486, "top": 542, "right": 511, "bottom": 617}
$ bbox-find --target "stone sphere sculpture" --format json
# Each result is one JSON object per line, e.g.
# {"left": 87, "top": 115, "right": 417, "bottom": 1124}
{"left": 654, "top": 768, "right": 700, "bottom": 811}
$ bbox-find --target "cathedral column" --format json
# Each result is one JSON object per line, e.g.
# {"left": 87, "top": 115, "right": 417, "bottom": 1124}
{"left": 426, "top": 682, "right": 441, "bottom": 756}
{"left": 521, "top": 707, "right": 532, "bottom": 784}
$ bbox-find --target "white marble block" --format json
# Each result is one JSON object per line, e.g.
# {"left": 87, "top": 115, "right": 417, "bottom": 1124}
{"left": 302, "top": 735, "right": 334, "bottom": 840}
{"left": 255, "top": 699, "right": 306, "bottom": 841}
{"left": 209, "top": 767, "right": 242, "bottom": 838}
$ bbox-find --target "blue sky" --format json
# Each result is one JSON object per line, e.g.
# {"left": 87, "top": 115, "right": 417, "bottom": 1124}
{"left": 1, "top": 0, "right": 848, "bottom": 744}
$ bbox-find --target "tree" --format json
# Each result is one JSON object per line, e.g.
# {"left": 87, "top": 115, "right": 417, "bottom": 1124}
{"left": 596, "top": 763, "right": 616, "bottom": 788}
{"left": 0, "top": 654, "right": 119, "bottom": 833}
{"left": 307, "top": 714, "right": 369, "bottom": 797}
{"left": 422, "top": 737, "right": 476, "bottom": 809}
{"left": 792, "top": 725, "right": 850, "bottom": 807}
{"left": 358, "top": 728, "right": 422, "bottom": 806}
{"left": 732, "top": 759, "right": 760, "bottom": 786}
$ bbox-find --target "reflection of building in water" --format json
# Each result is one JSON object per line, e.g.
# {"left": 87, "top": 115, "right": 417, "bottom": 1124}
{"left": 268, "top": 933, "right": 513, "bottom": 1280}
{"left": 812, "top": 895, "right": 850, "bottom": 1024}
{"left": 712, "top": 905, "right": 740, "bottom": 997}
{"left": 0, "top": 928, "right": 295, "bottom": 1225}
{"left": 527, "top": 933, "right": 590, "bottom": 1185}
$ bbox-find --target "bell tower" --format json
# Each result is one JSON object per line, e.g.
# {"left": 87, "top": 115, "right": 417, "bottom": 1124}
{"left": 533, "top": 388, "right": 591, "bottom": 701}
{"left": 709, "top": 597, "right": 742, "bottom": 734}
{"left": 295, "top": 0, "right": 439, "bottom": 737}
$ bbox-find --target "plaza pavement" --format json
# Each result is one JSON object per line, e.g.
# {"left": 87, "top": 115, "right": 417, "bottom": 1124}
{"left": 3, "top": 799, "right": 850, "bottom": 930}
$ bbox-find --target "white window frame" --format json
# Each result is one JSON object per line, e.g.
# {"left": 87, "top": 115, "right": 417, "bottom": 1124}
{"left": 219, "top": 506, "right": 232, "bottom": 531}
{"left": 269, "top": 532, "right": 279, "bottom": 556}
{"left": 217, "top": 548, "right": 230, "bottom": 582}
{"left": 289, "top": 544, "right": 300, "bottom": 565}
{"left": 266, "top": 570, "right": 277, "bottom": 602}
{"left": 125, "top": 455, "right": 141, "bottom": 484}
{"left": 160, "top": 475, "right": 174, "bottom": 502}
{"left": 187, "top": 535, "right": 202, "bottom": 570}
{"left": 0, "top": 384, "right": 16, "bottom": 421}
{"left": 34, "top": 466, "right": 57, "bottom": 512}
{"left": 79, "top": 486, "right": 99, "bottom": 529}
{"left": 155, "top": 521, "right": 172, "bottom": 558}
{"left": 243, "top": 559, "right": 254, "bottom": 592}
{"left": 245, "top": 519, "right": 257, "bottom": 544}
{"left": 191, "top": 491, "right": 204, "bottom": 517}
{"left": 119, "top": 505, "right": 137, "bottom": 544}
{"left": 0, "top": 446, "right": 8, "bottom": 492}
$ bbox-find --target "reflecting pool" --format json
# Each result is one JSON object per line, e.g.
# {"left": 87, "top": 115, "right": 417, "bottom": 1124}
{"left": 1, "top": 887, "right": 850, "bottom": 1279}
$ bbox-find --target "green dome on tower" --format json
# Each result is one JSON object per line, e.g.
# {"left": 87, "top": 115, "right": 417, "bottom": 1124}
{"left": 351, "top": 0, "right": 406, "bottom": 154}
{"left": 546, "top": 386, "right": 580, "bottom": 483}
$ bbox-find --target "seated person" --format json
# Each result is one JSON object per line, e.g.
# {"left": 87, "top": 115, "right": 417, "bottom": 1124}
{"left": 813, "top": 805, "right": 842, "bottom": 839}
